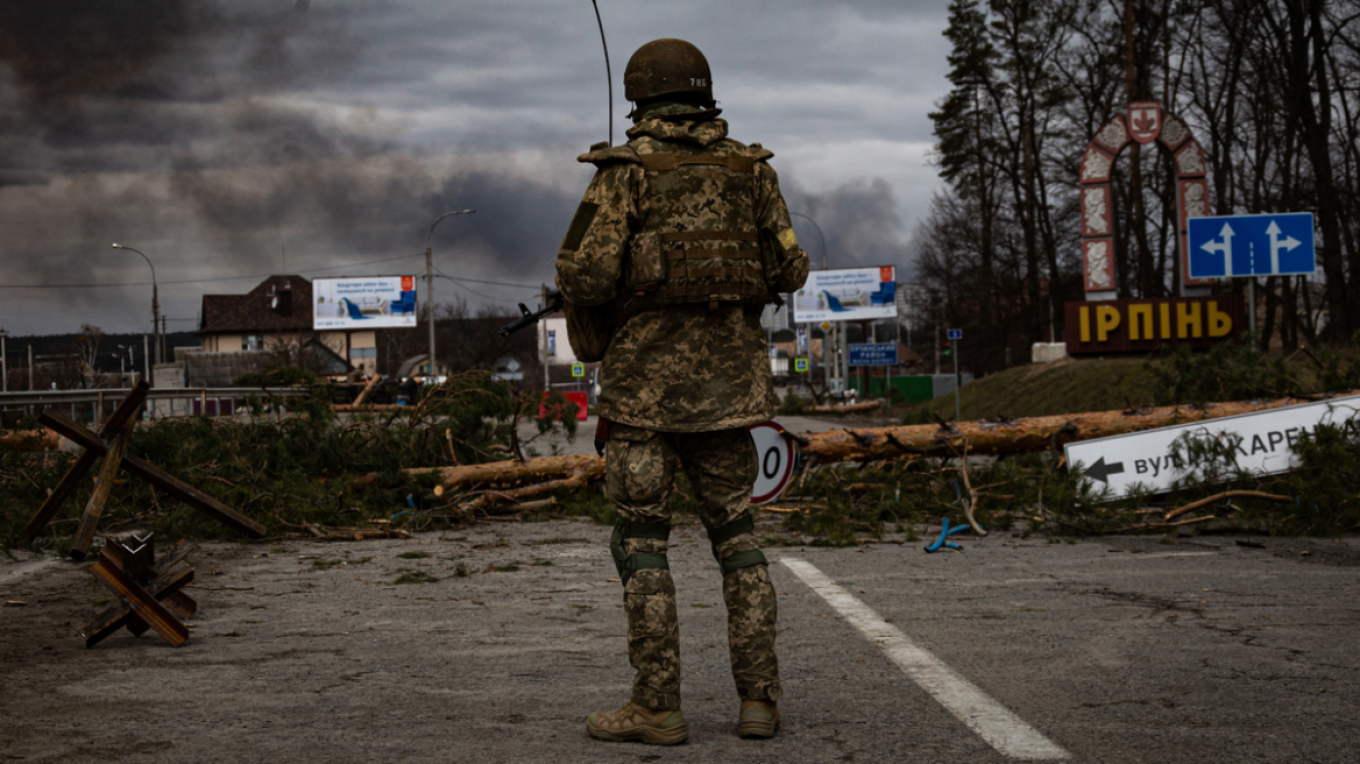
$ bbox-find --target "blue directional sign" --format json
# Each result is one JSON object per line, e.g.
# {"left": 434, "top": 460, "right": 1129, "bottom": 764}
{"left": 1187, "top": 213, "right": 1315, "bottom": 279}
{"left": 947, "top": 329, "right": 963, "bottom": 340}
{"left": 848, "top": 343, "right": 898, "bottom": 367}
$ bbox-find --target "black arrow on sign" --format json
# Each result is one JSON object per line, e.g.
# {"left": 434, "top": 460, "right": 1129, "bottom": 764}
{"left": 1083, "top": 456, "right": 1125, "bottom": 484}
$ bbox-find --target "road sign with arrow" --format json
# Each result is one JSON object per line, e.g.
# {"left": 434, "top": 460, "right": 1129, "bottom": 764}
{"left": 1064, "top": 395, "right": 1360, "bottom": 497}
{"left": 1187, "top": 212, "right": 1315, "bottom": 279}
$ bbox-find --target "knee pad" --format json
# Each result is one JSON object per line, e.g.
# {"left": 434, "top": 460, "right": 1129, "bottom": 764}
{"left": 709, "top": 512, "right": 768, "bottom": 576}
{"left": 610, "top": 517, "right": 671, "bottom": 585}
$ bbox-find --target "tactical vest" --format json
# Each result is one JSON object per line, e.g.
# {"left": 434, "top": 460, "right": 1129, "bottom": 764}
{"left": 623, "top": 147, "right": 771, "bottom": 310}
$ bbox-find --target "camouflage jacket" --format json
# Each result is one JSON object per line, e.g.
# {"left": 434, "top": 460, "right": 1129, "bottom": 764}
{"left": 555, "top": 112, "right": 809, "bottom": 432}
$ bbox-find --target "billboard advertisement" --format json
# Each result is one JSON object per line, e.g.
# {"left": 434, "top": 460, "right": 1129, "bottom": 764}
{"left": 313, "top": 276, "right": 418, "bottom": 330}
{"left": 791, "top": 266, "right": 897, "bottom": 324}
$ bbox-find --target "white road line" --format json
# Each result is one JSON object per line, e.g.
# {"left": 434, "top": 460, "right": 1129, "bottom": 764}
{"left": 781, "top": 557, "right": 1070, "bottom": 761}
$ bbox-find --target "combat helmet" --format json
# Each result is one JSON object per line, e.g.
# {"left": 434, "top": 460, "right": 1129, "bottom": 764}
{"left": 623, "top": 38, "right": 713, "bottom": 106}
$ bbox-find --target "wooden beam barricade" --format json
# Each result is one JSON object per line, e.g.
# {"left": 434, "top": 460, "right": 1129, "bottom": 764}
{"left": 69, "top": 421, "right": 133, "bottom": 559}
{"left": 80, "top": 537, "right": 198, "bottom": 649}
{"left": 25, "top": 381, "right": 150, "bottom": 540}
{"left": 24, "top": 383, "right": 267, "bottom": 550}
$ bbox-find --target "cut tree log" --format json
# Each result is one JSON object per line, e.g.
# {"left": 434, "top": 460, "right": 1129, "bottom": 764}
{"left": 370, "top": 391, "right": 1359, "bottom": 497}
{"left": 457, "top": 471, "right": 594, "bottom": 514}
{"left": 809, "top": 401, "right": 881, "bottom": 415}
{"left": 415, "top": 454, "right": 604, "bottom": 496}
{"left": 353, "top": 374, "right": 381, "bottom": 407}
{"left": 1, "top": 430, "right": 62, "bottom": 450}
{"left": 795, "top": 391, "right": 1360, "bottom": 464}
{"left": 332, "top": 375, "right": 394, "bottom": 412}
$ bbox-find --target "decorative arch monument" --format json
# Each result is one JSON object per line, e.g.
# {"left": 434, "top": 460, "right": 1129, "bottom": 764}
{"left": 1078, "top": 100, "right": 1211, "bottom": 300}
{"left": 1064, "top": 101, "right": 1245, "bottom": 355}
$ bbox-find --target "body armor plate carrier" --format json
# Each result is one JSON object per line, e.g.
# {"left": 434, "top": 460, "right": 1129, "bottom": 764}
{"left": 631, "top": 150, "right": 768, "bottom": 310}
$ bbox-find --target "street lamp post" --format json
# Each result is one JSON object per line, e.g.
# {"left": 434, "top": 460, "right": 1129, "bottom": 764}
{"left": 1, "top": 327, "right": 8, "bottom": 393}
{"left": 790, "top": 212, "right": 827, "bottom": 271}
{"left": 118, "top": 345, "right": 134, "bottom": 387}
{"left": 790, "top": 212, "right": 831, "bottom": 389}
{"left": 111, "top": 243, "right": 160, "bottom": 367}
{"left": 424, "top": 209, "right": 475, "bottom": 382}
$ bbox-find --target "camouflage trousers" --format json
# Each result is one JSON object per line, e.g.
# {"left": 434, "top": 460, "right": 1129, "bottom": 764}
{"left": 606, "top": 423, "right": 782, "bottom": 711}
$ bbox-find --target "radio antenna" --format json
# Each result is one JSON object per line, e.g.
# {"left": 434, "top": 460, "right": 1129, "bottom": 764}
{"left": 590, "top": 0, "right": 613, "bottom": 146}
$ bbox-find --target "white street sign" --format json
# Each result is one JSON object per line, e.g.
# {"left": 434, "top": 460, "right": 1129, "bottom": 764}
{"left": 749, "top": 420, "right": 798, "bottom": 505}
{"left": 1065, "top": 395, "right": 1360, "bottom": 497}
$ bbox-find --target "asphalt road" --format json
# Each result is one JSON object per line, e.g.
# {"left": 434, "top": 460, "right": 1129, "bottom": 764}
{"left": 3, "top": 521, "right": 1358, "bottom": 763}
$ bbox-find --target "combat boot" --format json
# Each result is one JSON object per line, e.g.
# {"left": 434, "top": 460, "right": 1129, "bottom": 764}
{"left": 586, "top": 702, "right": 688, "bottom": 745}
{"left": 738, "top": 700, "right": 780, "bottom": 738}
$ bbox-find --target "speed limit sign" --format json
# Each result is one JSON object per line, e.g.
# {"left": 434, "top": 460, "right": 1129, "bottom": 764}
{"left": 748, "top": 420, "right": 798, "bottom": 505}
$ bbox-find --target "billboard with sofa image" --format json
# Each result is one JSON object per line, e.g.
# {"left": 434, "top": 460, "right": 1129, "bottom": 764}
{"left": 791, "top": 266, "right": 897, "bottom": 324}
{"left": 313, "top": 276, "right": 419, "bottom": 330}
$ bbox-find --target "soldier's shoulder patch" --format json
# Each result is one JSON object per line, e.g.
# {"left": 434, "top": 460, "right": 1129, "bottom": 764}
{"left": 777, "top": 227, "right": 798, "bottom": 250}
{"left": 578, "top": 145, "right": 642, "bottom": 166}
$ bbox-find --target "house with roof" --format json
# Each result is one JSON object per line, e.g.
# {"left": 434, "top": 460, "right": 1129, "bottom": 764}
{"left": 197, "top": 275, "right": 378, "bottom": 377}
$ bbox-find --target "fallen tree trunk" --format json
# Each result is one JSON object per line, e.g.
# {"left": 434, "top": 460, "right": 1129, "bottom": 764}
{"left": 796, "top": 391, "right": 1360, "bottom": 464}
{"left": 366, "top": 391, "right": 1359, "bottom": 497}
{"left": 332, "top": 376, "right": 402, "bottom": 412}
{"left": 809, "top": 401, "right": 881, "bottom": 415}
{"left": 0, "top": 430, "right": 62, "bottom": 450}
{"left": 333, "top": 404, "right": 402, "bottom": 412}
{"left": 412, "top": 453, "right": 604, "bottom": 493}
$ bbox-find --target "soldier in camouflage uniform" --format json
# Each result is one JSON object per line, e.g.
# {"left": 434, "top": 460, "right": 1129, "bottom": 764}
{"left": 554, "top": 38, "right": 810, "bottom": 745}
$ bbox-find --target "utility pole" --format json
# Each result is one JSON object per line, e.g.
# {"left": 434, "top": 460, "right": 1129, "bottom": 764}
{"left": 953, "top": 333, "right": 962, "bottom": 422}
{"left": 541, "top": 285, "right": 551, "bottom": 391}
{"left": 1, "top": 328, "right": 8, "bottom": 393}
{"left": 840, "top": 323, "right": 850, "bottom": 397}
{"left": 425, "top": 248, "right": 434, "bottom": 377}
{"left": 28, "top": 343, "right": 34, "bottom": 390}
{"left": 934, "top": 320, "right": 941, "bottom": 375}
{"left": 425, "top": 209, "right": 476, "bottom": 382}
{"left": 820, "top": 324, "right": 830, "bottom": 391}
{"left": 143, "top": 334, "right": 150, "bottom": 387}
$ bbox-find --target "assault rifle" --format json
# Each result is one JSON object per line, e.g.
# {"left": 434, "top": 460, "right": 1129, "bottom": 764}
{"left": 499, "top": 290, "right": 564, "bottom": 337}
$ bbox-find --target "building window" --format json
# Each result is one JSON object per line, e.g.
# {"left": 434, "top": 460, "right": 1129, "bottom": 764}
{"left": 242, "top": 335, "right": 264, "bottom": 351}
{"left": 547, "top": 330, "right": 557, "bottom": 356}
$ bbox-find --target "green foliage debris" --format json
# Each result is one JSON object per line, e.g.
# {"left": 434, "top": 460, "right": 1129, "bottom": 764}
{"left": 2, "top": 371, "right": 578, "bottom": 551}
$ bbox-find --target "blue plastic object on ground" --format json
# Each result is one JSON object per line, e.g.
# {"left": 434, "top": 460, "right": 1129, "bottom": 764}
{"left": 924, "top": 516, "right": 970, "bottom": 553}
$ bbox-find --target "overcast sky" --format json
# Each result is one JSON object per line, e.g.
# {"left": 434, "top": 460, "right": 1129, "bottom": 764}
{"left": 0, "top": 0, "right": 952, "bottom": 337}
